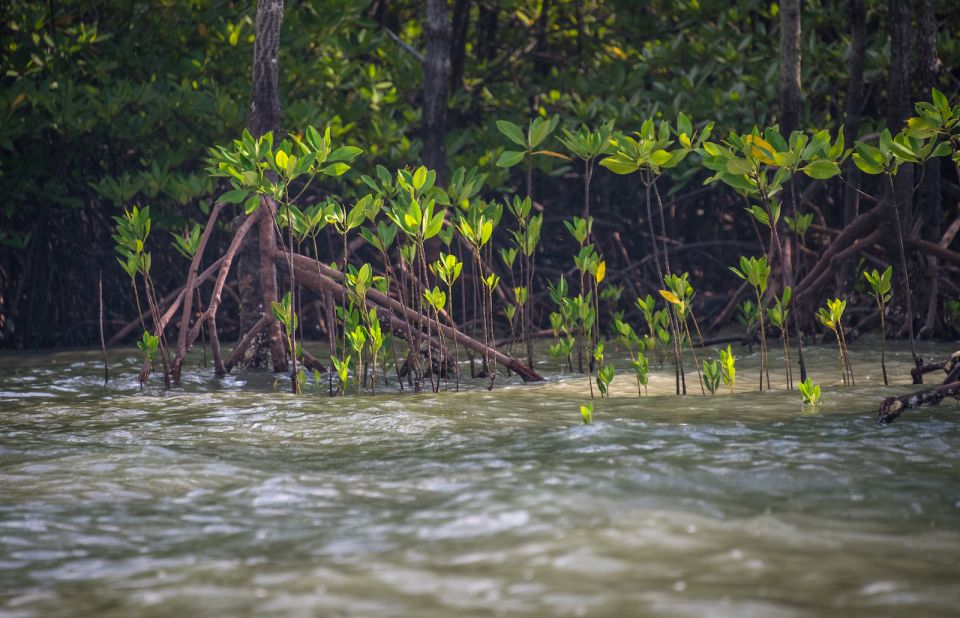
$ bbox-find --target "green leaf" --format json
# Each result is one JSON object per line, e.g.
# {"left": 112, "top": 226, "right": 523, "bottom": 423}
{"left": 327, "top": 146, "right": 363, "bottom": 163}
{"left": 320, "top": 162, "right": 350, "bottom": 176}
{"left": 243, "top": 195, "right": 261, "bottom": 215}
{"left": 726, "top": 157, "right": 753, "bottom": 175}
{"left": 496, "top": 150, "right": 526, "bottom": 168}
{"left": 496, "top": 120, "right": 527, "bottom": 147}
{"left": 413, "top": 166, "right": 427, "bottom": 191}
{"left": 852, "top": 153, "right": 882, "bottom": 175}
{"left": 220, "top": 188, "right": 249, "bottom": 204}
{"left": 931, "top": 141, "right": 953, "bottom": 158}
{"left": 599, "top": 156, "right": 638, "bottom": 174}
{"left": 676, "top": 112, "right": 693, "bottom": 138}
{"left": 931, "top": 87, "right": 949, "bottom": 111}
{"left": 719, "top": 172, "right": 756, "bottom": 193}
{"left": 651, "top": 149, "right": 672, "bottom": 166}
{"left": 529, "top": 117, "right": 555, "bottom": 149}
{"left": 801, "top": 159, "right": 840, "bottom": 180}
{"left": 889, "top": 140, "right": 918, "bottom": 163}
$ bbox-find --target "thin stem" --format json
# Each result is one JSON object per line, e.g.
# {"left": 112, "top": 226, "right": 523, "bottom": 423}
{"left": 681, "top": 311, "right": 705, "bottom": 395}
{"left": 756, "top": 179, "right": 807, "bottom": 383}
{"left": 878, "top": 297, "right": 889, "bottom": 386}
{"left": 884, "top": 173, "right": 918, "bottom": 369}
{"left": 837, "top": 319, "right": 855, "bottom": 386}
{"left": 755, "top": 287, "right": 768, "bottom": 391}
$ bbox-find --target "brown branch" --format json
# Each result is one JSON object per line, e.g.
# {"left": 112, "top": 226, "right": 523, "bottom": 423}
{"left": 797, "top": 230, "right": 882, "bottom": 301}
{"left": 708, "top": 279, "right": 751, "bottom": 332}
{"left": 107, "top": 256, "right": 224, "bottom": 347}
{"left": 258, "top": 197, "right": 289, "bottom": 372}
{"left": 879, "top": 381, "right": 960, "bottom": 423}
{"left": 224, "top": 313, "right": 272, "bottom": 373}
{"left": 907, "top": 237, "right": 960, "bottom": 268}
{"left": 182, "top": 209, "right": 261, "bottom": 362}
{"left": 880, "top": 352, "right": 960, "bottom": 423}
{"left": 795, "top": 208, "right": 881, "bottom": 302}
{"left": 280, "top": 250, "right": 543, "bottom": 382}
{"left": 172, "top": 203, "right": 225, "bottom": 383}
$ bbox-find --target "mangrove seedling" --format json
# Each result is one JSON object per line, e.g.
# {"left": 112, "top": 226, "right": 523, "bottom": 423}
{"left": 632, "top": 352, "right": 650, "bottom": 396}
{"left": 114, "top": 205, "right": 171, "bottom": 387}
{"left": 817, "top": 298, "right": 855, "bottom": 386}
{"left": 863, "top": 266, "right": 893, "bottom": 386}
{"left": 660, "top": 273, "right": 705, "bottom": 395}
{"left": 636, "top": 294, "right": 664, "bottom": 365}
{"left": 271, "top": 291, "right": 300, "bottom": 392}
{"left": 506, "top": 195, "right": 544, "bottom": 369}
{"left": 171, "top": 222, "right": 202, "bottom": 260}
{"left": 137, "top": 331, "right": 159, "bottom": 366}
{"left": 738, "top": 299, "right": 759, "bottom": 353}
{"left": 730, "top": 256, "right": 771, "bottom": 390}
{"left": 433, "top": 252, "right": 464, "bottom": 389}
{"left": 798, "top": 378, "right": 822, "bottom": 406}
{"left": 456, "top": 208, "right": 497, "bottom": 385}
{"left": 602, "top": 113, "right": 712, "bottom": 394}
{"left": 719, "top": 344, "right": 737, "bottom": 394}
{"left": 703, "top": 359, "right": 722, "bottom": 396}
{"left": 331, "top": 354, "right": 352, "bottom": 395}
{"left": 767, "top": 286, "right": 794, "bottom": 390}
{"left": 558, "top": 121, "right": 614, "bottom": 222}
{"left": 701, "top": 126, "right": 847, "bottom": 385}
{"left": 597, "top": 365, "right": 615, "bottom": 399}
{"left": 365, "top": 309, "right": 385, "bottom": 395}
{"left": 593, "top": 342, "right": 614, "bottom": 398}
{"left": 495, "top": 115, "right": 562, "bottom": 198}
{"left": 580, "top": 402, "right": 594, "bottom": 425}
{"left": 852, "top": 127, "right": 943, "bottom": 373}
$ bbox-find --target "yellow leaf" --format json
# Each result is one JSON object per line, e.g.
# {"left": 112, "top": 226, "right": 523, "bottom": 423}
{"left": 679, "top": 133, "right": 691, "bottom": 148}
{"left": 606, "top": 44, "right": 626, "bottom": 59}
{"left": 659, "top": 289, "right": 680, "bottom": 305}
{"left": 596, "top": 261, "right": 606, "bottom": 283}
{"left": 746, "top": 135, "right": 776, "bottom": 165}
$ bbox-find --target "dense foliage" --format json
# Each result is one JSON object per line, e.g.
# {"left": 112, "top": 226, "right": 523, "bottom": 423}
{"left": 1, "top": 0, "right": 957, "bottom": 348}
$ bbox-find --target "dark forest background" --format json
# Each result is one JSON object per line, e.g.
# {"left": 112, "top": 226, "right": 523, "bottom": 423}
{"left": 1, "top": 0, "right": 958, "bottom": 350}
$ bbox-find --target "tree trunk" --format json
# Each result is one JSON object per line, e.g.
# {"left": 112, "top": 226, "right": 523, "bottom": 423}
{"left": 449, "top": 0, "right": 471, "bottom": 90}
{"left": 842, "top": 0, "right": 866, "bottom": 227}
{"left": 476, "top": 1, "right": 498, "bottom": 61}
{"left": 777, "top": 0, "right": 802, "bottom": 288}
{"left": 236, "top": 0, "right": 287, "bottom": 371}
{"left": 248, "top": 0, "right": 284, "bottom": 139}
{"left": 533, "top": 0, "right": 552, "bottom": 76}
{"left": 778, "top": 0, "right": 802, "bottom": 135}
{"left": 915, "top": 0, "right": 943, "bottom": 335}
{"left": 883, "top": 0, "right": 916, "bottom": 333}
{"left": 838, "top": 0, "right": 868, "bottom": 290}
{"left": 423, "top": 0, "right": 452, "bottom": 180}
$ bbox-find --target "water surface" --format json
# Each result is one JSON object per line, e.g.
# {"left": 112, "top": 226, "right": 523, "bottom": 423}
{"left": 1, "top": 339, "right": 958, "bottom": 617}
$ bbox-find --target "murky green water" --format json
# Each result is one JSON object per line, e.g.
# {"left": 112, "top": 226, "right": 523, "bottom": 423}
{"left": 1, "top": 338, "right": 958, "bottom": 617}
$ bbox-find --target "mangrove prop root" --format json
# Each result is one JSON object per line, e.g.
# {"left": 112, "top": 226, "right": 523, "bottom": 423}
{"left": 108, "top": 256, "right": 225, "bottom": 347}
{"left": 177, "top": 209, "right": 261, "bottom": 370}
{"left": 172, "top": 203, "right": 224, "bottom": 383}
{"left": 796, "top": 208, "right": 880, "bottom": 302}
{"left": 224, "top": 314, "right": 271, "bottom": 374}
{"left": 280, "top": 250, "right": 543, "bottom": 382}
{"left": 879, "top": 352, "right": 960, "bottom": 423}
{"left": 257, "top": 197, "right": 288, "bottom": 373}
{"left": 878, "top": 381, "right": 960, "bottom": 424}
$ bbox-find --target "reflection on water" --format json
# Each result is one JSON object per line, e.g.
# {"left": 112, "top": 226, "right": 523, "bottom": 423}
{"left": 1, "top": 338, "right": 958, "bottom": 617}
